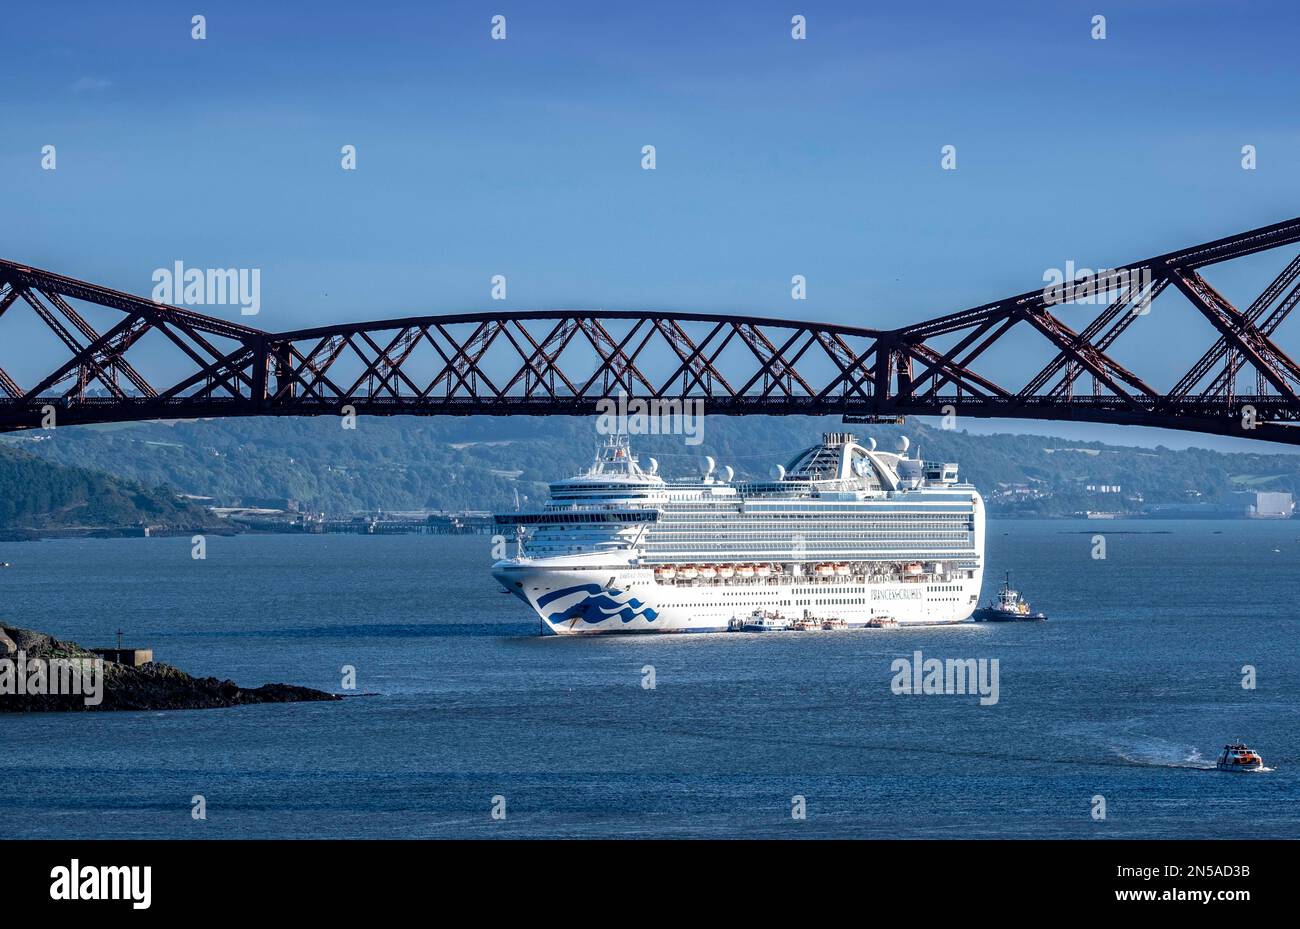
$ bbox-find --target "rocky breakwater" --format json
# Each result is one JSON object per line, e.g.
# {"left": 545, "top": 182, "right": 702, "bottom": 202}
{"left": 0, "top": 625, "right": 341, "bottom": 712}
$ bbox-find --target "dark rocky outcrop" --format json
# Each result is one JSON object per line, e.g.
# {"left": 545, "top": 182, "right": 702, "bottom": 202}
{"left": 0, "top": 625, "right": 341, "bottom": 712}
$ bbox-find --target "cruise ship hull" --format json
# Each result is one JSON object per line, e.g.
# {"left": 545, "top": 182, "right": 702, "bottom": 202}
{"left": 494, "top": 561, "right": 982, "bottom": 635}
{"left": 492, "top": 431, "right": 985, "bottom": 636}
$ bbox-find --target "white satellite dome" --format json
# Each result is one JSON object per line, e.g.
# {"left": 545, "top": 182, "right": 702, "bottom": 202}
{"left": 646, "top": 457, "right": 659, "bottom": 475}
{"left": 770, "top": 464, "right": 786, "bottom": 481}
{"left": 702, "top": 456, "right": 716, "bottom": 477}
{"left": 897, "top": 435, "right": 910, "bottom": 454}
{"left": 719, "top": 465, "right": 734, "bottom": 483}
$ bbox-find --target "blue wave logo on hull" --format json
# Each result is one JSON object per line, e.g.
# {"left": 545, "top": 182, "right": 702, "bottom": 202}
{"left": 536, "top": 584, "right": 660, "bottom": 626}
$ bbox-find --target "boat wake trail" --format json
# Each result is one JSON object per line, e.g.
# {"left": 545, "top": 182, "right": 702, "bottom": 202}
{"left": 1112, "top": 741, "right": 1215, "bottom": 770}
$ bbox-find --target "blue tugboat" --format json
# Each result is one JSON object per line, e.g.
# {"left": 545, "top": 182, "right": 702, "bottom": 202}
{"left": 973, "top": 573, "right": 1046, "bottom": 622}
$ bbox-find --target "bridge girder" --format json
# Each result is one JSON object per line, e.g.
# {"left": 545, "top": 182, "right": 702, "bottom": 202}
{"left": 3, "top": 216, "right": 1300, "bottom": 444}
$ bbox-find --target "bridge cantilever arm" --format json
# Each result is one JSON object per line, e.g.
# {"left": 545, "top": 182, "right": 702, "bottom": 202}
{"left": 897, "top": 216, "right": 1300, "bottom": 342}
{"left": 0, "top": 259, "right": 269, "bottom": 341}
{"left": 1167, "top": 267, "right": 1300, "bottom": 405}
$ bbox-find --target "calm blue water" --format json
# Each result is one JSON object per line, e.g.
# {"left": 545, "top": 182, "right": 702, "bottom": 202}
{"left": 1, "top": 520, "right": 1297, "bottom": 838}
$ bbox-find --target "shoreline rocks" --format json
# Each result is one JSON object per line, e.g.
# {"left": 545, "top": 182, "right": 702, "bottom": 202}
{"left": 0, "top": 625, "right": 341, "bottom": 712}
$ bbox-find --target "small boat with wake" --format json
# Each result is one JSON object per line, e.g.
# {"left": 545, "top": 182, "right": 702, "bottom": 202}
{"left": 973, "top": 573, "right": 1046, "bottom": 622}
{"left": 1216, "top": 742, "right": 1265, "bottom": 772}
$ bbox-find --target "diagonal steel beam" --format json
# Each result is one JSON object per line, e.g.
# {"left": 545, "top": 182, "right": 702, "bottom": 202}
{"left": 574, "top": 319, "right": 657, "bottom": 399}
{"left": 42, "top": 290, "right": 157, "bottom": 398}
{"left": 1022, "top": 277, "right": 1154, "bottom": 399}
{"left": 900, "top": 341, "right": 1013, "bottom": 399}
{"left": 497, "top": 320, "right": 581, "bottom": 399}
{"left": 731, "top": 324, "right": 816, "bottom": 398}
{"left": 500, "top": 319, "right": 580, "bottom": 398}
{"left": 917, "top": 316, "right": 1018, "bottom": 398}
{"left": 0, "top": 366, "right": 21, "bottom": 398}
{"left": 1168, "top": 255, "right": 1300, "bottom": 400}
{"left": 1168, "top": 268, "right": 1300, "bottom": 404}
{"left": 21, "top": 312, "right": 147, "bottom": 401}
{"left": 576, "top": 319, "right": 656, "bottom": 397}
{"left": 653, "top": 319, "right": 736, "bottom": 397}
{"left": 1015, "top": 308, "right": 1154, "bottom": 408}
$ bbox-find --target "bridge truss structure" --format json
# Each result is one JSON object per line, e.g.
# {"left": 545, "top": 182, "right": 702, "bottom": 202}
{"left": 3, "top": 216, "right": 1300, "bottom": 443}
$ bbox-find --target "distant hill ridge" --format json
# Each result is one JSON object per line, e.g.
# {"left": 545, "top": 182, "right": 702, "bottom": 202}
{"left": 0, "top": 443, "right": 218, "bottom": 535}
{"left": 2, "top": 415, "right": 1297, "bottom": 518}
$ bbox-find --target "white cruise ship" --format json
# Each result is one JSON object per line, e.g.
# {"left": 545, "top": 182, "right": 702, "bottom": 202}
{"left": 492, "top": 431, "right": 985, "bottom": 635}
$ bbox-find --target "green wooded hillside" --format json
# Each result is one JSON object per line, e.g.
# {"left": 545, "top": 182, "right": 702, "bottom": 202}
{"left": 3, "top": 415, "right": 1296, "bottom": 517}
{"left": 0, "top": 442, "right": 217, "bottom": 532}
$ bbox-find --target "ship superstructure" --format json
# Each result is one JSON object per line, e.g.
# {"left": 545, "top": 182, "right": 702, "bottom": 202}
{"left": 492, "top": 432, "right": 985, "bottom": 634}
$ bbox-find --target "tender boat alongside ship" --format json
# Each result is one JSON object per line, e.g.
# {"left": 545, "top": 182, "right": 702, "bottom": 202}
{"left": 492, "top": 431, "right": 985, "bottom": 635}
{"left": 738, "top": 610, "right": 791, "bottom": 632}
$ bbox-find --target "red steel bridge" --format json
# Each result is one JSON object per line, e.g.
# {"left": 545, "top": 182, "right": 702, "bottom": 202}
{"left": 3, "top": 216, "right": 1300, "bottom": 444}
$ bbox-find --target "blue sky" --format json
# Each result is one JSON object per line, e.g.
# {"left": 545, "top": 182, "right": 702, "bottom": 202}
{"left": 4, "top": 0, "right": 1300, "bottom": 450}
